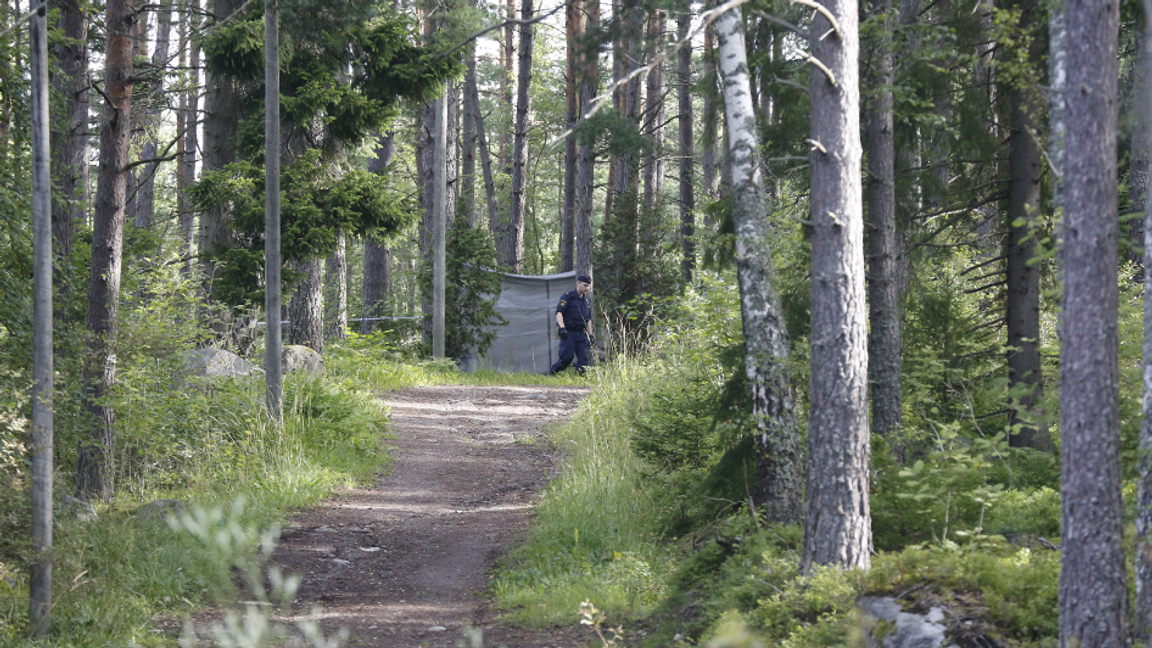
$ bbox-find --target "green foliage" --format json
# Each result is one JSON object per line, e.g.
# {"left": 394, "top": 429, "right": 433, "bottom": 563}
{"left": 595, "top": 188, "right": 683, "bottom": 340}
{"left": 191, "top": 152, "right": 419, "bottom": 309}
{"left": 201, "top": 5, "right": 459, "bottom": 158}
{"left": 418, "top": 218, "right": 506, "bottom": 360}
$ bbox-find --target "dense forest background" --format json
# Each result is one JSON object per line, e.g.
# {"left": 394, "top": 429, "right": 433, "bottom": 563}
{"left": 0, "top": 0, "right": 1149, "bottom": 644}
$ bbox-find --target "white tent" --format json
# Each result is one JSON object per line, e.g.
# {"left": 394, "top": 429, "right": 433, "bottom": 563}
{"left": 478, "top": 270, "right": 577, "bottom": 373}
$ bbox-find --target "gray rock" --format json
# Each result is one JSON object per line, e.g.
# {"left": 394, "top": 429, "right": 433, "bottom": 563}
{"left": 138, "top": 499, "right": 186, "bottom": 520}
{"left": 183, "top": 348, "right": 257, "bottom": 379}
{"left": 858, "top": 596, "right": 958, "bottom": 648}
{"left": 283, "top": 345, "right": 324, "bottom": 374}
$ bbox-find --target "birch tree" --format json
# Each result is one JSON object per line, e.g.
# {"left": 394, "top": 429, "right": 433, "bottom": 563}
{"left": 715, "top": 2, "right": 802, "bottom": 524}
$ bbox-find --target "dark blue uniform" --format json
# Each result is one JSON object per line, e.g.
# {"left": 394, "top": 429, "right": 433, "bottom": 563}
{"left": 550, "top": 289, "right": 592, "bottom": 375}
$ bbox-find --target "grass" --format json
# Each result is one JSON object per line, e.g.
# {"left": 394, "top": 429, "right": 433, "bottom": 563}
{"left": 0, "top": 332, "right": 586, "bottom": 647}
{"left": 493, "top": 354, "right": 674, "bottom": 626}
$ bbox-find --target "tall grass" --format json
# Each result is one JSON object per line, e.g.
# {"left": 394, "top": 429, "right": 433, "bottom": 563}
{"left": 493, "top": 354, "right": 672, "bottom": 625}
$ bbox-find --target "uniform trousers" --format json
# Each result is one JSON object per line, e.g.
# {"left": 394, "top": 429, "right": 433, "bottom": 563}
{"left": 551, "top": 330, "right": 590, "bottom": 375}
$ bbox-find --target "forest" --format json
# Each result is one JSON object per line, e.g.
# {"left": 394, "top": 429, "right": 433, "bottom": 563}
{"left": 0, "top": 0, "right": 1148, "bottom": 643}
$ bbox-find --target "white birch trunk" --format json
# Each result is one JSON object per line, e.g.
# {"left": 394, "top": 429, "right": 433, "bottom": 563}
{"left": 715, "top": 5, "right": 802, "bottom": 525}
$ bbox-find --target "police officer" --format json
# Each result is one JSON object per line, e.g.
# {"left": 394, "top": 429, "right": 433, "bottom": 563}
{"left": 548, "top": 275, "right": 594, "bottom": 375}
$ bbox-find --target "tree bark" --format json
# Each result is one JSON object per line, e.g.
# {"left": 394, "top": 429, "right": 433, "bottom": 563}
{"left": 135, "top": 0, "right": 174, "bottom": 231}
{"left": 677, "top": 12, "right": 694, "bottom": 283}
{"left": 77, "top": 0, "right": 135, "bottom": 501}
{"left": 264, "top": 0, "right": 281, "bottom": 420}
{"left": 506, "top": 0, "right": 535, "bottom": 273}
{"left": 802, "top": 0, "right": 871, "bottom": 572}
{"left": 199, "top": 0, "right": 244, "bottom": 305}
{"left": 1059, "top": 0, "right": 1125, "bottom": 644}
{"left": 178, "top": 0, "right": 201, "bottom": 277}
{"left": 325, "top": 236, "right": 347, "bottom": 340}
{"left": 701, "top": 22, "right": 719, "bottom": 202}
{"left": 363, "top": 132, "right": 395, "bottom": 334}
{"left": 1138, "top": 2, "right": 1152, "bottom": 636}
{"left": 465, "top": 72, "right": 502, "bottom": 235}
{"left": 50, "top": 0, "right": 88, "bottom": 279}
{"left": 1003, "top": 0, "right": 1052, "bottom": 452}
{"left": 643, "top": 11, "right": 666, "bottom": 210}
{"left": 29, "top": 0, "right": 53, "bottom": 634}
{"left": 574, "top": 0, "right": 599, "bottom": 279}
{"left": 446, "top": 80, "right": 460, "bottom": 222}
{"left": 125, "top": 9, "right": 148, "bottom": 226}
{"left": 288, "top": 257, "right": 324, "bottom": 353}
{"left": 864, "top": 0, "right": 903, "bottom": 458}
{"left": 1129, "top": 21, "right": 1149, "bottom": 270}
{"left": 1136, "top": 1, "right": 1152, "bottom": 644}
{"left": 463, "top": 47, "right": 478, "bottom": 227}
{"left": 561, "top": 0, "right": 580, "bottom": 272}
{"left": 433, "top": 95, "right": 448, "bottom": 358}
{"left": 715, "top": 5, "right": 802, "bottom": 525}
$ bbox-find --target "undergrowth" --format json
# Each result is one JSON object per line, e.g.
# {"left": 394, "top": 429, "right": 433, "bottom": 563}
{"left": 493, "top": 269, "right": 1069, "bottom": 647}
{"left": 0, "top": 264, "right": 571, "bottom": 647}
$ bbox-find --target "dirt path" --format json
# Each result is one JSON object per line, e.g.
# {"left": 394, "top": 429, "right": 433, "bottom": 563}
{"left": 270, "top": 385, "right": 589, "bottom": 648}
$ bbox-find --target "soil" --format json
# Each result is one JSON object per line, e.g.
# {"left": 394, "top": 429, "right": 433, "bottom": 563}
{"left": 267, "top": 384, "right": 592, "bottom": 648}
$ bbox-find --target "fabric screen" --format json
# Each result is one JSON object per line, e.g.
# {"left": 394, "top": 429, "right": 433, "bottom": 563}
{"left": 478, "top": 270, "right": 577, "bottom": 373}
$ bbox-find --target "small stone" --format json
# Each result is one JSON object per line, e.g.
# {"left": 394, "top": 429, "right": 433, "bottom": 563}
{"left": 427, "top": 626, "right": 447, "bottom": 632}
{"left": 359, "top": 546, "right": 381, "bottom": 552}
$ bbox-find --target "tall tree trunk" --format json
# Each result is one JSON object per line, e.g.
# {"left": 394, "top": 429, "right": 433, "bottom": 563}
{"left": 466, "top": 71, "right": 501, "bottom": 234}
{"left": 446, "top": 80, "right": 460, "bottom": 221}
{"left": 288, "top": 257, "right": 324, "bottom": 353}
{"left": 643, "top": 11, "right": 666, "bottom": 210}
{"left": 264, "top": 0, "right": 281, "bottom": 420}
{"left": 501, "top": 0, "right": 515, "bottom": 173}
{"left": 199, "top": 0, "right": 244, "bottom": 306}
{"left": 463, "top": 46, "right": 478, "bottom": 227}
{"left": 76, "top": 0, "right": 135, "bottom": 501}
{"left": 612, "top": 2, "right": 643, "bottom": 206}
{"left": 433, "top": 95, "right": 448, "bottom": 358}
{"left": 325, "top": 236, "right": 347, "bottom": 339}
{"left": 420, "top": 90, "right": 435, "bottom": 341}
{"left": 864, "top": 0, "right": 903, "bottom": 457}
{"left": 561, "top": 0, "right": 580, "bottom": 272}
{"left": 125, "top": 9, "right": 148, "bottom": 226}
{"left": 702, "top": 22, "right": 719, "bottom": 203}
{"left": 50, "top": 0, "right": 88, "bottom": 284}
{"left": 1129, "top": 22, "right": 1149, "bottom": 270}
{"left": 802, "top": 0, "right": 871, "bottom": 571}
{"left": 506, "top": 0, "right": 535, "bottom": 273}
{"left": 1059, "top": 0, "right": 1125, "bottom": 644}
{"left": 574, "top": 0, "right": 599, "bottom": 278}
{"left": 363, "top": 132, "right": 395, "bottom": 334}
{"left": 677, "top": 12, "right": 695, "bottom": 282}
{"left": 29, "top": 0, "right": 53, "bottom": 634}
{"left": 134, "top": 0, "right": 175, "bottom": 231}
{"left": 178, "top": 0, "right": 201, "bottom": 276}
{"left": 1135, "top": 6, "right": 1152, "bottom": 641}
{"left": 1004, "top": 0, "right": 1051, "bottom": 451}
{"left": 715, "top": 4, "right": 802, "bottom": 525}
